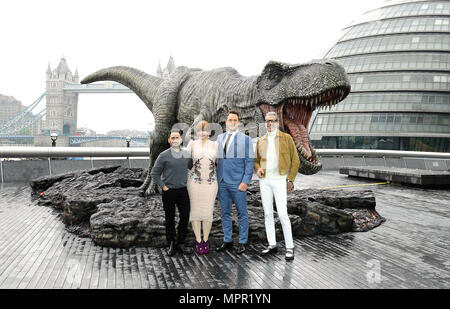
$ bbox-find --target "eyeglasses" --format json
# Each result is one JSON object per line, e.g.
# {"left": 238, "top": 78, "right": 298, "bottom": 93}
{"left": 265, "top": 119, "right": 278, "bottom": 123}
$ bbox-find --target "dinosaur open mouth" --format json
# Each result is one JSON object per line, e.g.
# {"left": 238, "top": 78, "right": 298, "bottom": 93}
{"left": 259, "top": 87, "right": 348, "bottom": 175}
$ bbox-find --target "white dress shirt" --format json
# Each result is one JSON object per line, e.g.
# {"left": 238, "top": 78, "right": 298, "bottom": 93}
{"left": 223, "top": 130, "right": 238, "bottom": 154}
{"left": 265, "top": 129, "right": 287, "bottom": 180}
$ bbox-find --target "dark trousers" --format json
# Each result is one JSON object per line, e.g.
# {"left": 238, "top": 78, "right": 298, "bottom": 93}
{"left": 161, "top": 187, "right": 190, "bottom": 245}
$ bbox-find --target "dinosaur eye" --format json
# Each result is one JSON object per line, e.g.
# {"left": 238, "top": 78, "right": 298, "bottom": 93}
{"left": 261, "top": 68, "right": 284, "bottom": 90}
{"left": 270, "top": 73, "right": 281, "bottom": 81}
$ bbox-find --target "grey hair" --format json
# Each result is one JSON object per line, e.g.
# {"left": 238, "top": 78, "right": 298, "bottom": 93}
{"left": 265, "top": 111, "right": 279, "bottom": 121}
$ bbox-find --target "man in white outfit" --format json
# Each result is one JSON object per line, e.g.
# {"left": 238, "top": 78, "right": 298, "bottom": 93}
{"left": 254, "top": 112, "right": 300, "bottom": 260}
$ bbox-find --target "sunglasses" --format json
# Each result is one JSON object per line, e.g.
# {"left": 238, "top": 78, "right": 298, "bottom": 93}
{"left": 265, "top": 119, "right": 278, "bottom": 123}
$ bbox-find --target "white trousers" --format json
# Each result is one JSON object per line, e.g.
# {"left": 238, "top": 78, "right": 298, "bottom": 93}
{"left": 259, "top": 178, "right": 294, "bottom": 249}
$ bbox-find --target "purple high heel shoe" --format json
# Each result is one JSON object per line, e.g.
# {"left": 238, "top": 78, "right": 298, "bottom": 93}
{"left": 195, "top": 240, "right": 204, "bottom": 254}
{"left": 202, "top": 240, "right": 210, "bottom": 254}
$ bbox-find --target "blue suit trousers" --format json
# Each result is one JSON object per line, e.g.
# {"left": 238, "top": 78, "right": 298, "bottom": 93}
{"left": 218, "top": 181, "right": 249, "bottom": 244}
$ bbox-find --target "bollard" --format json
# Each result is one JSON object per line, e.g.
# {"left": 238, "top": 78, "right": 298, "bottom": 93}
{"left": 48, "top": 158, "right": 52, "bottom": 176}
{"left": 0, "top": 159, "right": 3, "bottom": 184}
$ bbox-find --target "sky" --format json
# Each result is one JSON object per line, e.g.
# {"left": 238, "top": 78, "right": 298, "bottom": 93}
{"left": 0, "top": 0, "right": 385, "bottom": 134}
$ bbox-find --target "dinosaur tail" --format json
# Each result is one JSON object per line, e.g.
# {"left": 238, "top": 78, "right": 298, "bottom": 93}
{"left": 80, "top": 66, "right": 162, "bottom": 111}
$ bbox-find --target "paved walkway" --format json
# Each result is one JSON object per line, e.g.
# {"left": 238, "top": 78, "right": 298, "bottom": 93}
{"left": 0, "top": 171, "right": 449, "bottom": 289}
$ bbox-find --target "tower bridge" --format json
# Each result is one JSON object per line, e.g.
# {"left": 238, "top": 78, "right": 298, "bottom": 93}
{"left": 1, "top": 56, "right": 176, "bottom": 147}
{"left": 62, "top": 82, "right": 132, "bottom": 93}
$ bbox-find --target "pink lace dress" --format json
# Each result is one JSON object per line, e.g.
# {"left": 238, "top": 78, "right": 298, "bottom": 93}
{"left": 186, "top": 139, "right": 218, "bottom": 222}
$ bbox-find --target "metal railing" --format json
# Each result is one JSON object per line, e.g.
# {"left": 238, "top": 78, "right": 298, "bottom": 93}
{"left": 316, "top": 149, "right": 450, "bottom": 159}
{"left": 0, "top": 147, "right": 150, "bottom": 183}
{"left": 1, "top": 146, "right": 449, "bottom": 159}
{"left": 0, "top": 146, "right": 148, "bottom": 158}
{"left": 315, "top": 149, "right": 450, "bottom": 172}
{"left": 0, "top": 146, "right": 449, "bottom": 183}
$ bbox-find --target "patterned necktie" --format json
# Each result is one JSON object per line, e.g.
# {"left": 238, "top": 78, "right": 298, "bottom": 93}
{"left": 223, "top": 133, "right": 232, "bottom": 156}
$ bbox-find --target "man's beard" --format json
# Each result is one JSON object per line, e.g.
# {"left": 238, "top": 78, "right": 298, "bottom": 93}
{"left": 170, "top": 141, "right": 182, "bottom": 148}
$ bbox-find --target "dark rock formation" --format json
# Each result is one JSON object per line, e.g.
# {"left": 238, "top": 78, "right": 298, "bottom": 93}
{"left": 30, "top": 166, "right": 385, "bottom": 248}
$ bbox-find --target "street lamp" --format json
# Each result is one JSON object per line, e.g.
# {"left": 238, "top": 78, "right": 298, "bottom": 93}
{"left": 126, "top": 136, "right": 131, "bottom": 148}
{"left": 50, "top": 133, "right": 58, "bottom": 147}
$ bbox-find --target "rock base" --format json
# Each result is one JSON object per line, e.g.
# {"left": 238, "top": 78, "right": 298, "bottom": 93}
{"left": 30, "top": 166, "right": 385, "bottom": 248}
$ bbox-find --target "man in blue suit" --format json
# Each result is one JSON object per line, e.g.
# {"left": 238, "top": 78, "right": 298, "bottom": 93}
{"left": 216, "top": 110, "right": 254, "bottom": 254}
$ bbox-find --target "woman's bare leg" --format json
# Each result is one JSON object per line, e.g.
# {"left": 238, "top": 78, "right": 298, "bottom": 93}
{"left": 202, "top": 221, "right": 212, "bottom": 242}
{"left": 191, "top": 221, "right": 202, "bottom": 242}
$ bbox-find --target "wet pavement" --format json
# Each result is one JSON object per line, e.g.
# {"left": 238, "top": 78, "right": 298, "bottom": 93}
{"left": 0, "top": 171, "right": 449, "bottom": 289}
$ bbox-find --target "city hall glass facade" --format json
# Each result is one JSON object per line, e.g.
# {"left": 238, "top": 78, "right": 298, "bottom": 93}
{"left": 310, "top": 0, "right": 450, "bottom": 152}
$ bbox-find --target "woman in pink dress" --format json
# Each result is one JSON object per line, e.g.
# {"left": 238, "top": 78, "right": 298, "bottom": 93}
{"left": 186, "top": 121, "right": 219, "bottom": 254}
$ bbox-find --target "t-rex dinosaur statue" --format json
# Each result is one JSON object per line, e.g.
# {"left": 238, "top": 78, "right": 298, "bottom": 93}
{"left": 81, "top": 60, "right": 350, "bottom": 195}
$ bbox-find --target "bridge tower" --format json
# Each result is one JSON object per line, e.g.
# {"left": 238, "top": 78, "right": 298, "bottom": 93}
{"left": 157, "top": 56, "right": 176, "bottom": 79}
{"left": 42, "top": 57, "right": 79, "bottom": 137}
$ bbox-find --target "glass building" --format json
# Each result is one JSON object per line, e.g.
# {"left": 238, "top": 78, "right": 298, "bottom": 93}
{"left": 310, "top": 0, "right": 450, "bottom": 152}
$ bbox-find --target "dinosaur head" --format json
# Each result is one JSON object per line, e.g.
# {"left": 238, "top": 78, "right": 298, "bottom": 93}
{"left": 256, "top": 60, "right": 351, "bottom": 175}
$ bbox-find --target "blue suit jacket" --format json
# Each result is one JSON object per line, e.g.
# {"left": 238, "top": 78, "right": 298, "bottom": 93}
{"left": 217, "top": 131, "right": 254, "bottom": 185}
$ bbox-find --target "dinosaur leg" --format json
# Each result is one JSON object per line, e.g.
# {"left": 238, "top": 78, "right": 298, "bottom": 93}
{"left": 139, "top": 129, "right": 171, "bottom": 196}
{"left": 146, "top": 143, "right": 168, "bottom": 196}
{"left": 139, "top": 67, "right": 193, "bottom": 195}
{"left": 139, "top": 132, "right": 156, "bottom": 194}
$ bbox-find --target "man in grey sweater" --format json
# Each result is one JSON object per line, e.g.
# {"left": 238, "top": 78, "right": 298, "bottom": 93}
{"left": 151, "top": 130, "right": 193, "bottom": 256}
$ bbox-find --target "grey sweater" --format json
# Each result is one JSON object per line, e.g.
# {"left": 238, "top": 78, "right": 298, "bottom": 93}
{"left": 150, "top": 148, "right": 193, "bottom": 189}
